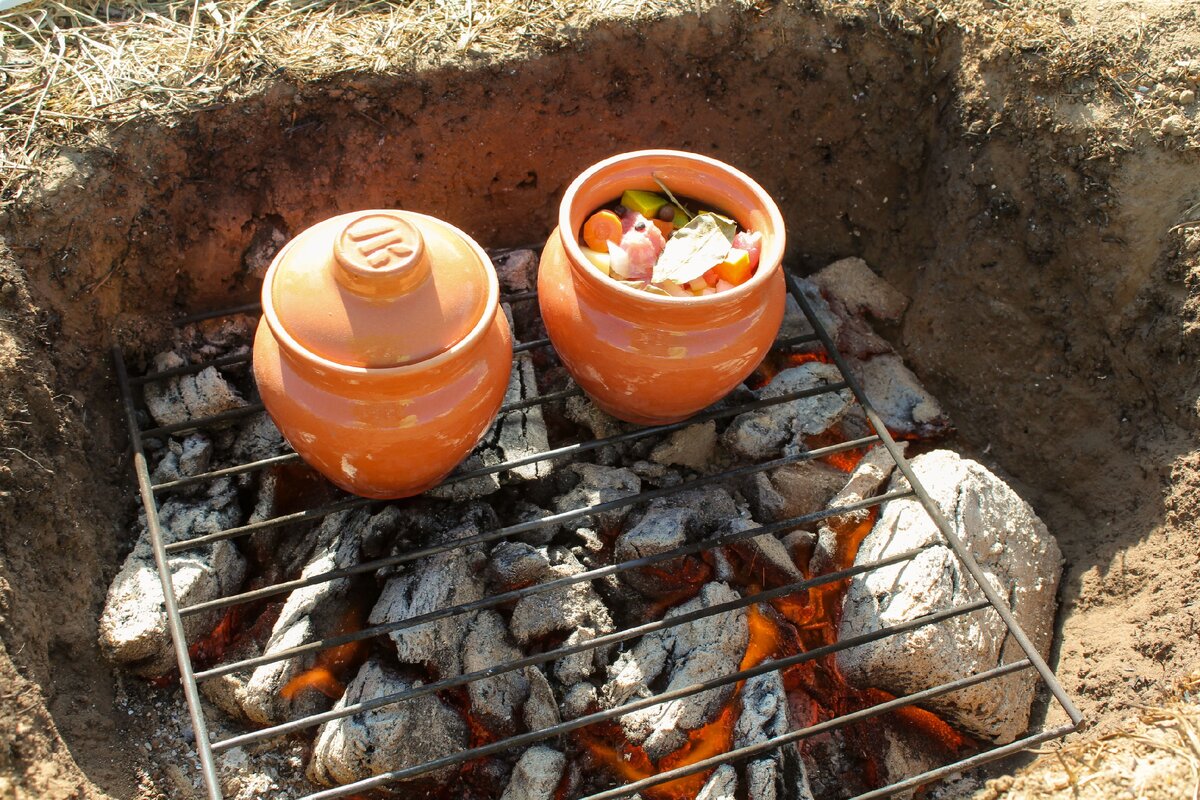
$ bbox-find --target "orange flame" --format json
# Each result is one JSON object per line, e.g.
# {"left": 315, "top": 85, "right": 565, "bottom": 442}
{"left": 280, "top": 605, "right": 370, "bottom": 702}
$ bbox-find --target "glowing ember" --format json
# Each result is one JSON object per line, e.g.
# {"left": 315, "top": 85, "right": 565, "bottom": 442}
{"left": 579, "top": 605, "right": 783, "bottom": 799}
{"left": 280, "top": 605, "right": 370, "bottom": 701}
{"left": 746, "top": 347, "right": 834, "bottom": 389}
{"left": 188, "top": 605, "right": 246, "bottom": 667}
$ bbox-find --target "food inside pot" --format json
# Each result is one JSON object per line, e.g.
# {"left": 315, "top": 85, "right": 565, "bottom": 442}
{"left": 578, "top": 181, "right": 762, "bottom": 297}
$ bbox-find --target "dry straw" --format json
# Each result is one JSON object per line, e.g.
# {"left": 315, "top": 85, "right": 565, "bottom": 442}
{"left": 0, "top": 0, "right": 1184, "bottom": 203}
{"left": 0, "top": 0, "right": 675, "bottom": 202}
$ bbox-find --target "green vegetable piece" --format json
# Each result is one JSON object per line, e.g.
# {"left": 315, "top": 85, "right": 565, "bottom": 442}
{"left": 672, "top": 208, "right": 690, "bottom": 228}
{"left": 621, "top": 190, "right": 668, "bottom": 218}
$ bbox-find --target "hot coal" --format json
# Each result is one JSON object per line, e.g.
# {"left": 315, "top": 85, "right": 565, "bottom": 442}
{"left": 369, "top": 519, "right": 489, "bottom": 679}
{"left": 463, "top": 610, "right": 534, "bottom": 736}
{"left": 736, "top": 670, "right": 814, "bottom": 800}
{"left": 431, "top": 304, "right": 550, "bottom": 500}
{"left": 498, "top": 746, "right": 566, "bottom": 800}
{"left": 223, "top": 508, "right": 374, "bottom": 725}
{"left": 723, "top": 363, "right": 854, "bottom": 460}
{"left": 507, "top": 546, "right": 614, "bottom": 684}
{"left": 143, "top": 351, "right": 249, "bottom": 428}
{"left": 99, "top": 477, "right": 246, "bottom": 676}
{"left": 552, "top": 463, "right": 642, "bottom": 535}
{"left": 696, "top": 764, "right": 738, "bottom": 799}
{"left": 602, "top": 581, "right": 748, "bottom": 761}
{"left": 307, "top": 658, "right": 468, "bottom": 787}
{"left": 649, "top": 420, "right": 718, "bottom": 471}
{"left": 838, "top": 449, "right": 1064, "bottom": 743}
{"left": 809, "top": 442, "right": 904, "bottom": 576}
{"left": 743, "top": 460, "right": 849, "bottom": 525}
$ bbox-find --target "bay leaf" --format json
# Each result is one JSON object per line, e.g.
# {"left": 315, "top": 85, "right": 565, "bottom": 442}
{"left": 651, "top": 212, "right": 736, "bottom": 285}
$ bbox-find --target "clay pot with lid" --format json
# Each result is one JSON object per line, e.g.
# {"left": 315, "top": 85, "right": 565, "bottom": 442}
{"left": 252, "top": 210, "right": 512, "bottom": 499}
{"left": 538, "top": 150, "right": 786, "bottom": 426}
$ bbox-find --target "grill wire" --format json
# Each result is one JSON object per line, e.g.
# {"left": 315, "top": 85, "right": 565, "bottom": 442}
{"left": 112, "top": 267, "right": 1083, "bottom": 800}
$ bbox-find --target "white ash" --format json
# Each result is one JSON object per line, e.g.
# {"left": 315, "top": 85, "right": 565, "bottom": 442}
{"left": 242, "top": 219, "right": 289, "bottom": 280}
{"left": 308, "top": 659, "right": 468, "bottom": 787}
{"left": 499, "top": 746, "right": 566, "bottom": 800}
{"left": 850, "top": 353, "right": 950, "bottom": 437}
{"left": 552, "top": 463, "right": 642, "bottom": 536}
{"left": 875, "top": 716, "right": 949, "bottom": 797}
{"left": 228, "top": 509, "right": 372, "bottom": 725}
{"left": 723, "top": 363, "right": 853, "bottom": 461}
{"left": 809, "top": 443, "right": 904, "bottom": 576}
{"left": 603, "top": 582, "right": 749, "bottom": 761}
{"left": 99, "top": 478, "right": 245, "bottom": 677}
{"left": 175, "top": 315, "right": 258, "bottom": 361}
{"left": 508, "top": 546, "right": 614, "bottom": 684}
{"left": 143, "top": 351, "right": 248, "bottom": 428}
{"left": 369, "top": 520, "right": 488, "bottom": 679}
{"left": 837, "top": 450, "right": 1063, "bottom": 743}
{"left": 650, "top": 420, "right": 717, "bottom": 471}
{"left": 808, "top": 257, "right": 909, "bottom": 324}
{"left": 697, "top": 764, "right": 738, "bottom": 800}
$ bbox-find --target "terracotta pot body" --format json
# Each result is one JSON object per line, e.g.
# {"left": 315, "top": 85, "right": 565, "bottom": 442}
{"left": 253, "top": 210, "right": 512, "bottom": 499}
{"left": 538, "top": 150, "right": 786, "bottom": 425}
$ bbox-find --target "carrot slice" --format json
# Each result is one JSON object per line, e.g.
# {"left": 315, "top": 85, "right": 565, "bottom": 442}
{"left": 650, "top": 218, "right": 674, "bottom": 239}
{"left": 582, "top": 210, "right": 623, "bottom": 251}
{"left": 715, "top": 248, "right": 753, "bottom": 285}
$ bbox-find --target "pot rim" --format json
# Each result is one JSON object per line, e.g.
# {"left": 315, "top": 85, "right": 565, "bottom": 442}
{"left": 557, "top": 149, "right": 787, "bottom": 306}
{"left": 261, "top": 209, "right": 500, "bottom": 378}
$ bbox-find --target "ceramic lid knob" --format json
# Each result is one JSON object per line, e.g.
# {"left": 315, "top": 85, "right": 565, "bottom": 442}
{"left": 264, "top": 209, "right": 493, "bottom": 369}
{"left": 333, "top": 213, "right": 427, "bottom": 295}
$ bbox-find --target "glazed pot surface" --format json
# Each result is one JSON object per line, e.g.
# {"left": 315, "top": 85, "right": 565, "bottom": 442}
{"left": 253, "top": 209, "right": 512, "bottom": 498}
{"left": 538, "top": 150, "right": 787, "bottom": 425}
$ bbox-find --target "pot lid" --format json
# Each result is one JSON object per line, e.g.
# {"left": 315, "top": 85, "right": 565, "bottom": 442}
{"left": 264, "top": 210, "right": 494, "bottom": 369}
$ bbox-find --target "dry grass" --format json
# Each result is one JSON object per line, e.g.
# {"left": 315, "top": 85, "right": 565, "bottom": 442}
{"left": 0, "top": 0, "right": 1194, "bottom": 204}
{"left": 0, "top": 0, "right": 682, "bottom": 202}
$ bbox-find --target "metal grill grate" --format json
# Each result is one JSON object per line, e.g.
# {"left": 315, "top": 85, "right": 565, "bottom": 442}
{"left": 112, "top": 264, "right": 1082, "bottom": 800}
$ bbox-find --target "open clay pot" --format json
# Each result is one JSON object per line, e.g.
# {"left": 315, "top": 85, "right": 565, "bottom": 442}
{"left": 253, "top": 209, "right": 512, "bottom": 499}
{"left": 538, "top": 149, "right": 787, "bottom": 425}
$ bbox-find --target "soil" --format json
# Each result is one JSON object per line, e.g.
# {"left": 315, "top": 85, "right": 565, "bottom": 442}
{"left": 0, "top": 1, "right": 1199, "bottom": 798}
